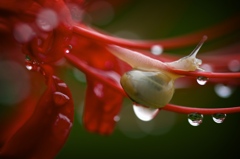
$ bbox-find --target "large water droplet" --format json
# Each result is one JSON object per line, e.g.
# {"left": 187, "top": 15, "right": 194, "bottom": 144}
{"left": 133, "top": 104, "right": 159, "bottom": 122}
{"left": 214, "top": 84, "right": 234, "bottom": 98}
{"left": 53, "top": 91, "right": 70, "bottom": 106}
{"left": 188, "top": 113, "right": 203, "bottom": 126}
{"left": 196, "top": 76, "right": 208, "bottom": 85}
{"left": 151, "top": 45, "right": 163, "bottom": 55}
{"left": 212, "top": 113, "right": 226, "bottom": 124}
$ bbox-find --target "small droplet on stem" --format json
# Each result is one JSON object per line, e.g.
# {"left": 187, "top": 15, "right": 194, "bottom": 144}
{"left": 196, "top": 76, "right": 208, "bottom": 85}
{"left": 65, "top": 45, "right": 72, "bottom": 54}
{"left": 188, "top": 113, "right": 203, "bottom": 126}
{"left": 212, "top": 113, "right": 226, "bottom": 124}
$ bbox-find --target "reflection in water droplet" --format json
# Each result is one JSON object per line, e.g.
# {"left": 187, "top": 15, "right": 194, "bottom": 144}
{"left": 151, "top": 45, "right": 163, "bottom": 55}
{"left": 214, "top": 84, "right": 234, "bottom": 98}
{"left": 188, "top": 113, "right": 203, "bottom": 126}
{"left": 25, "top": 64, "right": 33, "bottom": 70}
{"left": 133, "top": 104, "right": 159, "bottom": 122}
{"left": 53, "top": 91, "right": 70, "bottom": 106}
{"left": 196, "top": 76, "right": 208, "bottom": 85}
{"left": 65, "top": 45, "right": 72, "bottom": 54}
{"left": 212, "top": 113, "right": 226, "bottom": 124}
{"left": 36, "top": 9, "right": 59, "bottom": 31}
{"left": 25, "top": 57, "right": 40, "bottom": 72}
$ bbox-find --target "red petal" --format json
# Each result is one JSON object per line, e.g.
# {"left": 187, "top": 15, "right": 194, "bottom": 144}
{"left": 0, "top": 66, "right": 74, "bottom": 159}
{"left": 83, "top": 78, "right": 123, "bottom": 135}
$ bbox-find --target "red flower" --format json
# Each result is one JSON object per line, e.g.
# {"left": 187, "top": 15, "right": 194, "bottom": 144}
{"left": 0, "top": 0, "right": 240, "bottom": 158}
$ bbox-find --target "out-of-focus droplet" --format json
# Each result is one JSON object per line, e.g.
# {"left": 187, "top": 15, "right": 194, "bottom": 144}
{"left": 13, "top": 23, "right": 34, "bottom": 43}
{"left": 214, "top": 84, "right": 234, "bottom": 98}
{"left": 133, "top": 104, "right": 159, "bottom": 122}
{"left": 113, "top": 115, "right": 120, "bottom": 122}
{"left": 53, "top": 91, "right": 70, "bottom": 106}
{"left": 151, "top": 45, "right": 163, "bottom": 55}
{"left": 201, "top": 64, "right": 213, "bottom": 72}
{"left": 228, "top": 60, "right": 240, "bottom": 72}
{"left": 188, "top": 113, "right": 203, "bottom": 126}
{"left": 196, "top": 76, "right": 208, "bottom": 85}
{"left": 67, "top": 3, "right": 84, "bottom": 22}
{"left": 36, "top": 9, "right": 59, "bottom": 31}
{"left": 212, "top": 113, "right": 226, "bottom": 124}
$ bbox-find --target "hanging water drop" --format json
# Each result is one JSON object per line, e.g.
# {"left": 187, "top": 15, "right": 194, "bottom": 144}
{"left": 196, "top": 76, "right": 208, "bottom": 85}
{"left": 188, "top": 113, "right": 203, "bottom": 126}
{"left": 133, "top": 104, "right": 159, "bottom": 122}
{"left": 53, "top": 91, "right": 70, "bottom": 106}
{"left": 212, "top": 113, "right": 226, "bottom": 124}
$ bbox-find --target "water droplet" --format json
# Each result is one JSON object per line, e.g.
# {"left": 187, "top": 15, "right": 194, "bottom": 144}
{"left": 196, "top": 76, "right": 208, "bottom": 85}
{"left": 64, "top": 45, "right": 72, "bottom": 54}
{"left": 36, "top": 9, "right": 59, "bottom": 31}
{"left": 133, "top": 104, "right": 159, "bottom": 122}
{"left": 228, "top": 60, "right": 240, "bottom": 72}
{"left": 188, "top": 113, "right": 203, "bottom": 126}
{"left": 53, "top": 91, "right": 70, "bottom": 106}
{"left": 25, "top": 57, "right": 40, "bottom": 71}
{"left": 214, "top": 84, "right": 234, "bottom": 98}
{"left": 212, "top": 113, "right": 226, "bottom": 124}
{"left": 151, "top": 45, "right": 163, "bottom": 55}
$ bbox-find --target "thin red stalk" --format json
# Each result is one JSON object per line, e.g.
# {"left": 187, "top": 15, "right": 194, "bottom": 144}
{"left": 64, "top": 53, "right": 126, "bottom": 95}
{"left": 170, "top": 69, "right": 240, "bottom": 78}
{"left": 164, "top": 104, "right": 240, "bottom": 114}
{"left": 73, "top": 15, "right": 240, "bottom": 49}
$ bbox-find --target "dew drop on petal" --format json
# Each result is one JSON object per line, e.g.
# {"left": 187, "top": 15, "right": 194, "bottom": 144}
{"left": 64, "top": 45, "right": 72, "bottom": 54}
{"left": 214, "top": 84, "right": 234, "bottom": 98}
{"left": 212, "top": 113, "right": 226, "bottom": 124}
{"left": 53, "top": 91, "right": 70, "bottom": 106}
{"left": 151, "top": 45, "right": 163, "bottom": 55}
{"left": 196, "top": 76, "right": 208, "bottom": 85}
{"left": 133, "top": 104, "right": 159, "bottom": 122}
{"left": 188, "top": 113, "right": 203, "bottom": 126}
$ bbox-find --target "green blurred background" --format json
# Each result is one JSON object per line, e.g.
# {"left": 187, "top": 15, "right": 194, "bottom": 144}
{"left": 56, "top": 0, "right": 240, "bottom": 158}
